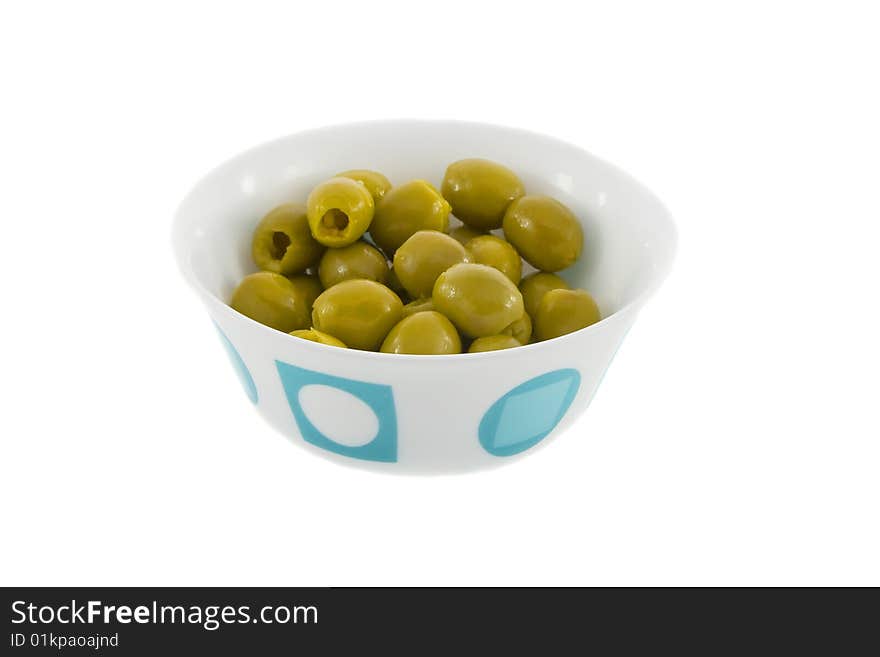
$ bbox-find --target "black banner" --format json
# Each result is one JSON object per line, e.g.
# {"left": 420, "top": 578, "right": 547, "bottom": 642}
{"left": 1, "top": 587, "right": 874, "bottom": 653}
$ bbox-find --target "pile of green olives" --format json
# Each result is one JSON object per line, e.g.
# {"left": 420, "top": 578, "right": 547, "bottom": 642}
{"left": 229, "top": 159, "right": 602, "bottom": 354}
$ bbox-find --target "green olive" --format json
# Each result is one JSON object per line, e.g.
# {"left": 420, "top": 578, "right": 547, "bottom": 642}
{"left": 306, "top": 177, "right": 375, "bottom": 247}
{"left": 534, "top": 288, "right": 601, "bottom": 341}
{"left": 448, "top": 223, "right": 486, "bottom": 246}
{"left": 380, "top": 311, "right": 462, "bottom": 355}
{"left": 519, "top": 272, "right": 570, "bottom": 319}
{"left": 466, "top": 234, "right": 522, "bottom": 284}
{"left": 468, "top": 335, "right": 521, "bottom": 353}
{"left": 286, "top": 273, "right": 323, "bottom": 311}
{"left": 317, "top": 241, "right": 388, "bottom": 289}
{"left": 370, "top": 180, "right": 451, "bottom": 255}
{"left": 441, "top": 158, "right": 525, "bottom": 230}
{"left": 289, "top": 328, "right": 347, "bottom": 348}
{"left": 402, "top": 297, "right": 435, "bottom": 317}
{"left": 501, "top": 312, "right": 532, "bottom": 344}
{"left": 386, "top": 267, "right": 408, "bottom": 300}
{"left": 230, "top": 271, "right": 314, "bottom": 333}
{"left": 393, "top": 230, "right": 469, "bottom": 298}
{"left": 251, "top": 203, "right": 325, "bottom": 275}
{"left": 432, "top": 263, "right": 524, "bottom": 338}
{"left": 336, "top": 169, "right": 392, "bottom": 204}
{"left": 502, "top": 195, "right": 583, "bottom": 272}
{"left": 311, "top": 279, "right": 403, "bottom": 351}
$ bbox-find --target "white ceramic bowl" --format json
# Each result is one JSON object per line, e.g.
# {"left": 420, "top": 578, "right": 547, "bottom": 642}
{"left": 172, "top": 120, "right": 676, "bottom": 474}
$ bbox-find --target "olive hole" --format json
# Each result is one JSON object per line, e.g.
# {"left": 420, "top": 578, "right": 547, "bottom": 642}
{"left": 322, "top": 209, "right": 350, "bottom": 231}
{"left": 271, "top": 231, "right": 291, "bottom": 260}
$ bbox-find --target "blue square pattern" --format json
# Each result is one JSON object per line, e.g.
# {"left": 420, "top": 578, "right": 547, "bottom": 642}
{"left": 479, "top": 369, "right": 581, "bottom": 457}
{"left": 275, "top": 360, "right": 397, "bottom": 463}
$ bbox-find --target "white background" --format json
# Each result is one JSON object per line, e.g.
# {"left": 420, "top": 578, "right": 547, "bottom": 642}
{"left": 1, "top": 1, "right": 878, "bottom": 586}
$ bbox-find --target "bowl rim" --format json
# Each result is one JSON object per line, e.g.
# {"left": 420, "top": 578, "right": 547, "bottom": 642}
{"left": 172, "top": 118, "right": 678, "bottom": 362}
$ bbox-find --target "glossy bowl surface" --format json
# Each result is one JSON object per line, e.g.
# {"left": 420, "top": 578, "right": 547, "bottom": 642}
{"left": 172, "top": 120, "right": 676, "bottom": 473}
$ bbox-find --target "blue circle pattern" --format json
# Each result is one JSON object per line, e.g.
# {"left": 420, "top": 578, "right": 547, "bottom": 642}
{"left": 215, "top": 325, "right": 258, "bottom": 404}
{"left": 479, "top": 369, "right": 581, "bottom": 457}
